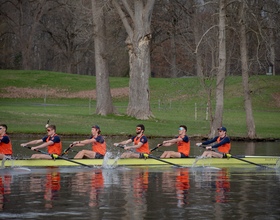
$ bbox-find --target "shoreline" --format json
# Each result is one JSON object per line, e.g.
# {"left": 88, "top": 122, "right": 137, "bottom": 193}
{"left": 9, "top": 133, "right": 280, "bottom": 142}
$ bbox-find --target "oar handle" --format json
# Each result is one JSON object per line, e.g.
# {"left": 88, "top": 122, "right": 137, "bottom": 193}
{"left": 45, "top": 119, "right": 50, "bottom": 128}
{"left": 61, "top": 144, "right": 74, "bottom": 156}
{"left": 150, "top": 144, "right": 162, "bottom": 152}
{"left": 197, "top": 144, "right": 214, "bottom": 151}
{"left": 22, "top": 145, "right": 36, "bottom": 151}
{"left": 22, "top": 145, "right": 31, "bottom": 149}
{"left": 116, "top": 144, "right": 126, "bottom": 149}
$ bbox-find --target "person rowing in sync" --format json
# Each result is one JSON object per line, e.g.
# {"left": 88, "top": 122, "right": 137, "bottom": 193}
{"left": 70, "top": 125, "right": 106, "bottom": 159}
{"left": 0, "top": 124, "right": 13, "bottom": 160}
{"left": 21, "top": 125, "right": 62, "bottom": 159}
{"left": 196, "top": 126, "right": 231, "bottom": 158}
{"left": 113, "top": 124, "right": 150, "bottom": 158}
{"left": 157, "top": 125, "right": 190, "bottom": 158}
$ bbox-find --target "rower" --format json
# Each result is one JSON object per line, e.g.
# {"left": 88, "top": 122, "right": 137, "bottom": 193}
{"left": 20, "top": 125, "right": 62, "bottom": 159}
{"left": 157, "top": 125, "right": 190, "bottom": 158}
{"left": 113, "top": 124, "right": 150, "bottom": 159}
{"left": 196, "top": 126, "right": 231, "bottom": 158}
{"left": 70, "top": 125, "right": 106, "bottom": 159}
{"left": 0, "top": 124, "right": 13, "bottom": 160}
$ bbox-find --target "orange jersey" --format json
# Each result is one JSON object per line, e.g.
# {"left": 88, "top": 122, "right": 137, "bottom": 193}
{"left": 177, "top": 135, "right": 190, "bottom": 156}
{"left": 176, "top": 170, "right": 190, "bottom": 191}
{"left": 133, "top": 135, "right": 150, "bottom": 154}
{"left": 217, "top": 137, "right": 231, "bottom": 153}
{"left": 45, "top": 134, "right": 62, "bottom": 155}
{"left": 91, "top": 135, "right": 106, "bottom": 155}
{"left": 0, "top": 134, "right": 12, "bottom": 155}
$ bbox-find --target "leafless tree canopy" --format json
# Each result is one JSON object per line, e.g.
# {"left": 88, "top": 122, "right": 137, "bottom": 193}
{"left": 1, "top": 0, "right": 279, "bottom": 76}
{"left": 1, "top": 0, "right": 279, "bottom": 133}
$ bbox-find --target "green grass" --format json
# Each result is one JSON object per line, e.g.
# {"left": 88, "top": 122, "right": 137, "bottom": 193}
{"left": 0, "top": 70, "right": 279, "bottom": 139}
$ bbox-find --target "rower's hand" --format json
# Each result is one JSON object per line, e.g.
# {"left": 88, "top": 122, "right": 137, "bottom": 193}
{"left": 157, "top": 143, "right": 162, "bottom": 147}
{"left": 31, "top": 147, "right": 37, "bottom": 151}
{"left": 205, "top": 146, "right": 212, "bottom": 150}
{"left": 20, "top": 143, "right": 27, "bottom": 147}
{"left": 114, "top": 143, "right": 126, "bottom": 148}
{"left": 69, "top": 143, "right": 74, "bottom": 148}
{"left": 72, "top": 141, "right": 80, "bottom": 145}
{"left": 196, "top": 143, "right": 202, "bottom": 147}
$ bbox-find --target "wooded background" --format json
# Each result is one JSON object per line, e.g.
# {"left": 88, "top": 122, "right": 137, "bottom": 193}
{"left": 1, "top": 0, "right": 279, "bottom": 138}
{"left": 1, "top": 0, "right": 279, "bottom": 77}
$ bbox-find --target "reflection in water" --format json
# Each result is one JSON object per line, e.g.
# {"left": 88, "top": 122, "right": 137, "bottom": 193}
{"left": 0, "top": 174, "right": 12, "bottom": 211}
{"left": 44, "top": 171, "right": 61, "bottom": 209}
{"left": 71, "top": 170, "right": 104, "bottom": 208}
{"left": 122, "top": 168, "right": 148, "bottom": 219}
{"left": 176, "top": 169, "right": 190, "bottom": 207}
{"left": 214, "top": 168, "right": 230, "bottom": 203}
{"left": 193, "top": 168, "right": 230, "bottom": 203}
{"left": 244, "top": 142, "right": 256, "bottom": 155}
{"left": 89, "top": 170, "right": 104, "bottom": 207}
{"left": 29, "top": 168, "right": 61, "bottom": 209}
{"left": 0, "top": 166, "right": 279, "bottom": 219}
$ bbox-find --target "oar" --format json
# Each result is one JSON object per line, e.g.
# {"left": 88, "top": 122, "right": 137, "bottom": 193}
{"left": 150, "top": 144, "right": 162, "bottom": 153}
{"left": 142, "top": 153, "right": 183, "bottom": 168}
{"left": 225, "top": 153, "right": 274, "bottom": 169}
{"left": 198, "top": 145, "right": 274, "bottom": 169}
{"left": 61, "top": 144, "right": 74, "bottom": 156}
{"left": 45, "top": 119, "right": 50, "bottom": 128}
{"left": 23, "top": 146, "right": 93, "bottom": 168}
{"left": 116, "top": 144, "right": 183, "bottom": 168}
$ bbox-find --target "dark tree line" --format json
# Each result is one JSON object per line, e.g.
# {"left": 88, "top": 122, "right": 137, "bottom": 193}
{"left": 1, "top": 0, "right": 279, "bottom": 77}
{"left": 1, "top": 0, "right": 279, "bottom": 136}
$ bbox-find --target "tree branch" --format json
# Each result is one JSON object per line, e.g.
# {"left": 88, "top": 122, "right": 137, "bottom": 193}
{"left": 194, "top": 25, "right": 218, "bottom": 54}
{"left": 112, "top": 0, "right": 133, "bottom": 39}
{"left": 121, "top": 0, "right": 134, "bottom": 23}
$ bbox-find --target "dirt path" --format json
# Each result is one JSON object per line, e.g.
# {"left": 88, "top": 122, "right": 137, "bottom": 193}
{"left": 1, "top": 86, "right": 129, "bottom": 99}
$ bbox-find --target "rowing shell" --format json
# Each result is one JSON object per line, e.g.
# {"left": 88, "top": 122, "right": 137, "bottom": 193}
{"left": 1, "top": 156, "right": 279, "bottom": 168}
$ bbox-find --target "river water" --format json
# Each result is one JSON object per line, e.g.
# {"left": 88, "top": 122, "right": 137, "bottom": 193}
{"left": 0, "top": 138, "right": 279, "bottom": 219}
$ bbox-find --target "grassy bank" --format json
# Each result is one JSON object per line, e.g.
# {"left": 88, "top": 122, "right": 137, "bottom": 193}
{"left": 0, "top": 70, "right": 279, "bottom": 139}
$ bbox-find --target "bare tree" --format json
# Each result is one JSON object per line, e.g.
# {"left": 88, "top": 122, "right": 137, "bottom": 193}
{"left": 209, "top": 0, "right": 226, "bottom": 138}
{"left": 40, "top": 1, "right": 95, "bottom": 74}
{"left": 0, "top": 0, "right": 52, "bottom": 70}
{"left": 239, "top": 1, "right": 256, "bottom": 138}
{"left": 112, "top": 0, "right": 155, "bottom": 119}
{"left": 91, "top": 0, "right": 116, "bottom": 115}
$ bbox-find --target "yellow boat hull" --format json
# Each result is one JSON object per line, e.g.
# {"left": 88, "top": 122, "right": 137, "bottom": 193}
{"left": 1, "top": 156, "right": 279, "bottom": 168}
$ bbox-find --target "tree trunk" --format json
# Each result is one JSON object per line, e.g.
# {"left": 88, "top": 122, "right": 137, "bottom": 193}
{"left": 269, "top": 28, "right": 275, "bottom": 76}
{"left": 170, "top": 30, "right": 177, "bottom": 78}
{"left": 20, "top": 0, "right": 48, "bottom": 70}
{"left": 113, "top": 0, "right": 155, "bottom": 119}
{"left": 239, "top": 1, "right": 256, "bottom": 138}
{"left": 92, "top": 0, "right": 115, "bottom": 115}
{"left": 209, "top": 0, "right": 226, "bottom": 138}
{"left": 126, "top": 34, "right": 152, "bottom": 119}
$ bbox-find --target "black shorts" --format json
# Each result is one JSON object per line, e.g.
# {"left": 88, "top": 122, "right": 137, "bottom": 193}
{"left": 139, "top": 153, "right": 148, "bottom": 159}
{"left": 95, "top": 153, "right": 104, "bottom": 159}
{"left": 222, "top": 153, "right": 228, "bottom": 158}
{"left": 180, "top": 153, "right": 189, "bottom": 158}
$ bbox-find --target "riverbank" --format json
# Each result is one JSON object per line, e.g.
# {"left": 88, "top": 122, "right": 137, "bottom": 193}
{"left": 8, "top": 133, "right": 280, "bottom": 142}
{"left": 1, "top": 70, "right": 280, "bottom": 139}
